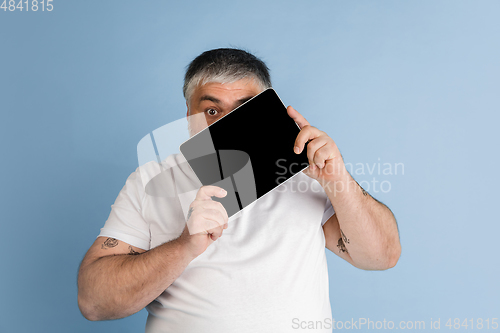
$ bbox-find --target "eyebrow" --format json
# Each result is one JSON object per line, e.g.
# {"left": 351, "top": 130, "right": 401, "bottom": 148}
{"left": 199, "top": 95, "right": 255, "bottom": 108}
{"left": 199, "top": 95, "right": 221, "bottom": 104}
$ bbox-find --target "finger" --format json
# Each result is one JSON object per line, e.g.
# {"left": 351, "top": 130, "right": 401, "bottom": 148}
{"left": 210, "top": 200, "right": 229, "bottom": 224}
{"left": 195, "top": 185, "right": 227, "bottom": 201}
{"left": 201, "top": 209, "right": 227, "bottom": 228}
{"left": 287, "top": 106, "right": 310, "bottom": 129}
{"left": 294, "top": 126, "right": 321, "bottom": 155}
{"left": 313, "top": 144, "right": 334, "bottom": 169}
{"left": 208, "top": 224, "right": 224, "bottom": 241}
{"left": 187, "top": 215, "right": 221, "bottom": 235}
{"left": 196, "top": 200, "right": 229, "bottom": 224}
{"left": 307, "top": 139, "right": 329, "bottom": 170}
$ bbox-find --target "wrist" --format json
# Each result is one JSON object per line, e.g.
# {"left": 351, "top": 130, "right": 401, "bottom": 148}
{"left": 320, "top": 162, "right": 350, "bottom": 187}
{"left": 170, "top": 236, "right": 198, "bottom": 263}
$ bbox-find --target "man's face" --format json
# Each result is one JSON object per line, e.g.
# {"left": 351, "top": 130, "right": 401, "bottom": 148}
{"left": 186, "top": 78, "right": 263, "bottom": 136}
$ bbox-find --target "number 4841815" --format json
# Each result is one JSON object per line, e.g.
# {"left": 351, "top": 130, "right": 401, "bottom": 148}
{"left": 446, "top": 318, "right": 498, "bottom": 330}
{"left": 1, "top": 0, "right": 54, "bottom": 11}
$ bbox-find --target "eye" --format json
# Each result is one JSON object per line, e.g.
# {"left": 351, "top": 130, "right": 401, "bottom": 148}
{"left": 206, "top": 108, "right": 219, "bottom": 116}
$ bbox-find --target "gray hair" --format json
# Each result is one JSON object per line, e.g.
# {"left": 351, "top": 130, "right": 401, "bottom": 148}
{"left": 183, "top": 48, "right": 272, "bottom": 105}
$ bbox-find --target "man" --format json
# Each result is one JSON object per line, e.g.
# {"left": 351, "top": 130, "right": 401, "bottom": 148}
{"left": 77, "top": 48, "right": 401, "bottom": 332}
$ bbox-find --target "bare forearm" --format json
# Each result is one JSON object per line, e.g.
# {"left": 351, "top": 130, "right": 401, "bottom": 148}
{"left": 325, "top": 170, "right": 401, "bottom": 270}
{"left": 78, "top": 238, "right": 192, "bottom": 320}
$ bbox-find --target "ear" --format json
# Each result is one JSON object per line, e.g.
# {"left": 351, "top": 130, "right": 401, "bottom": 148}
{"left": 186, "top": 101, "right": 189, "bottom": 118}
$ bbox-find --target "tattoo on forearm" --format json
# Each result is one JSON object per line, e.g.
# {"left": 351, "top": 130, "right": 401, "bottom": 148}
{"left": 187, "top": 207, "right": 194, "bottom": 220}
{"left": 101, "top": 237, "right": 118, "bottom": 249}
{"left": 358, "top": 182, "right": 368, "bottom": 196}
{"left": 341, "top": 229, "right": 349, "bottom": 244}
{"left": 337, "top": 238, "right": 348, "bottom": 253}
{"left": 337, "top": 229, "right": 350, "bottom": 254}
{"left": 128, "top": 246, "right": 141, "bottom": 255}
{"left": 353, "top": 179, "right": 368, "bottom": 196}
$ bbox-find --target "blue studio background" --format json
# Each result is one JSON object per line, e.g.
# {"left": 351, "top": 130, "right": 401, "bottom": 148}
{"left": 1, "top": 1, "right": 499, "bottom": 332}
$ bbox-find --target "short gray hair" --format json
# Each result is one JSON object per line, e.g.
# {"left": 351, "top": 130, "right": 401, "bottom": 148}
{"left": 183, "top": 48, "right": 272, "bottom": 105}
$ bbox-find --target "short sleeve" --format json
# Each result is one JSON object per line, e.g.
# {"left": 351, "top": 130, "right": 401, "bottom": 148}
{"left": 320, "top": 196, "right": 335, "bottom": 226}
{"left": 98, "top": 167, "right": 151, "bottom": 250}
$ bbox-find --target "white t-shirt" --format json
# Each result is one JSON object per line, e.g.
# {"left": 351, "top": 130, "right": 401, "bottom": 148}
{"left": 98, "top": 154, "right": 335, "bottom": 332}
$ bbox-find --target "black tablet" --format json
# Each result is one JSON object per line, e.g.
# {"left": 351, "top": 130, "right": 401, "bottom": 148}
{"left": 179, "top": 88, "right": 309, "bottom": 218}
